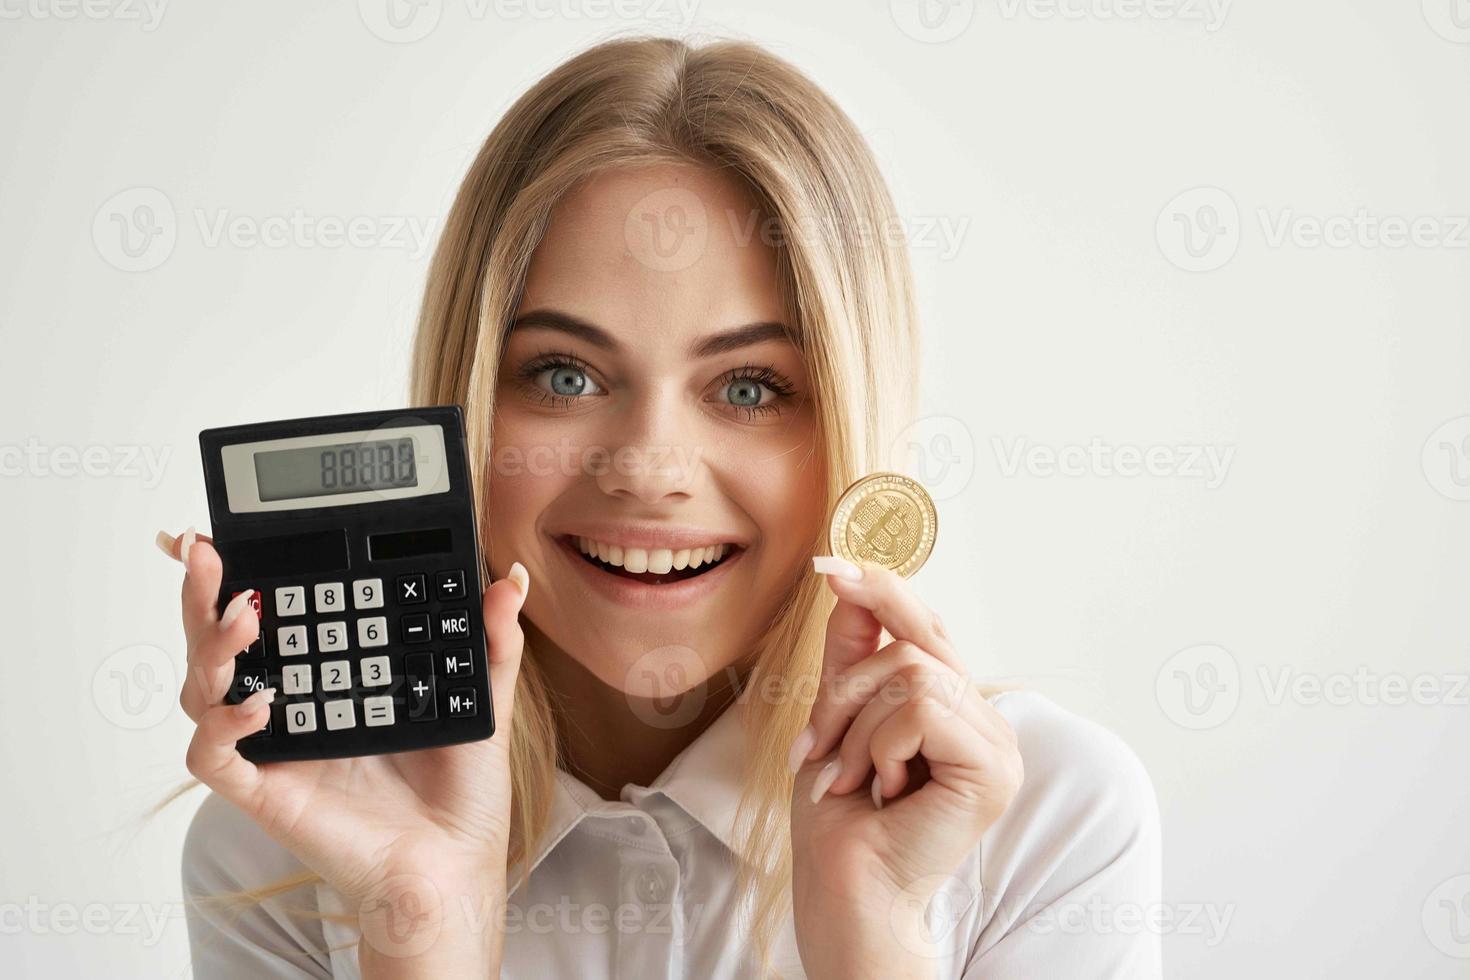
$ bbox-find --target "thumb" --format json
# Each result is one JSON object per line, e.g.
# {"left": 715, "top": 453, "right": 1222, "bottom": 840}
{"left": 482, "top": 561, "right": 530, "bottom": 735}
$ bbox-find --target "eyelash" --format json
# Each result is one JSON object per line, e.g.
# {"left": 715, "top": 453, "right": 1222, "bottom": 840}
{"left": 512, "top": 349, "right": 799, "bottom": 420}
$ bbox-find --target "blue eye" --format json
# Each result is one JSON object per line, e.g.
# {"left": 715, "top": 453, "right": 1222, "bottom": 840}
{"left": 528, "top": 362, "right": 603, "bottom": 401}
{"left": 722, "top": 378, "right": 768, "bottom": 408}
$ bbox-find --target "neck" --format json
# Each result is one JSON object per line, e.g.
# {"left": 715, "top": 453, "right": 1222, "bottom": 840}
{"left": 526, "top": 622, "right": 742, "bottom": 801}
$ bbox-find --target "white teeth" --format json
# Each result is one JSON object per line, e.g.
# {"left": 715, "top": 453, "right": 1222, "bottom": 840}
{"left": 574, "top": 536, "right": 732, "bottom": 574}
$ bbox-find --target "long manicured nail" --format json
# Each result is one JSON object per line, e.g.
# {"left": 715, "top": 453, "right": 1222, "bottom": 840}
{"left": 220, "top": 589, "right": 256, "bottom": 630}
{"left": 237, "top": 687, "right": 275, "bottom": 717}
{"left": 871, "top": 773, "right": 884, "bottom": 809}
{"left": 786, "top": 725, "right": 817, "bottom": 773}
{"left": 507, "top": 562, "right": 530, "bottom": 602}
{"left": 180, "top": 526, "right": 197, "bottom": 574}
{"left": 810, "top": 757, "right": 842, "bottom": 804}
{"left": 155, "top": 530, "right": 178, "bottom": 560}
{"left": 812, "top": 555, "right": 862, "bottom": 582}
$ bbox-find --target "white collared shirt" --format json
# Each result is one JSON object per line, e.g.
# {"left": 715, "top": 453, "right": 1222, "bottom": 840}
{"left": 183, "top": 691, "right": 1162, "bottom": 978}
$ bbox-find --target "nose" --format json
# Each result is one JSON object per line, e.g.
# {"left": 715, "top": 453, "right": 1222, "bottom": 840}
{"left": 592, "top": 390, "right": 703, "bottom": 505}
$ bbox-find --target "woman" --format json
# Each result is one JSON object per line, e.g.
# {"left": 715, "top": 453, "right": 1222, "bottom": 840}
{"left": 164, "top": 34, "right": 1161, "bottom": 979}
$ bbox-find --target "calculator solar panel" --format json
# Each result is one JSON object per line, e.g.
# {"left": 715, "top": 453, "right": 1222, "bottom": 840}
{"left": 199, "top": 406, "right": 494, "bottom": 762}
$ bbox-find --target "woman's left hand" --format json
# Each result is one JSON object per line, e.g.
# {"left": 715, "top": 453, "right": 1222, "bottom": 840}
{"left": 788, "top": 556, "right": 1024, "bottom": 979}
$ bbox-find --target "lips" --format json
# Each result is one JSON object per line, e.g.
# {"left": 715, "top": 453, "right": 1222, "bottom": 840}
{"left": 555, "top": 528, "right": 752, "bottom": 605}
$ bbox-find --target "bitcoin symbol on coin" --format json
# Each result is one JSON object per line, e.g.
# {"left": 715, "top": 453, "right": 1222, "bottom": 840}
{"left": 827, "top": 472, "right": 937, "bottom": 578}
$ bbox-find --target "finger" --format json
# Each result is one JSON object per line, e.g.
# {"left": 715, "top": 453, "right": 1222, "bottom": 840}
{"left": 180, "top": 587, "right": 261, "bottom": 721}
{"left": 802, "top": 639, "right": 943, "bottom": 765}
{"left": 811, "top": 558, "right": 963, "bottom": 673}
{"left": 156, "top": 527, "right": 214, "bottom": 565}
{"left": 178, "top": 532, "right": 226, "bottom": 642}
{"left": 184, "top": 687, "right": 274, "bottom": 806}
{"left": 868, "top": 694, "right": 1002, "bottom": 800}
{"left": 483, "top": 561, "right": 530, "bottom": 733}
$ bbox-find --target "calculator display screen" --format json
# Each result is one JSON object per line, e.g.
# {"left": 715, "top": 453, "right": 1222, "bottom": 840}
{"left": 219, "top": 422, "right": 451, "bottom": 513}
{"left": 255, "top": 437, "right": 418, "bottom": 501}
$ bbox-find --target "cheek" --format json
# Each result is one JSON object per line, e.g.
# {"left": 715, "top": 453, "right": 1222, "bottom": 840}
{"left": 483, "top": 420, "right": 578, "bottom": 555}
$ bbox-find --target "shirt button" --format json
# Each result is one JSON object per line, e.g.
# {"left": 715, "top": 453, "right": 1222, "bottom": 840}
{"left": 635, "top": 867, "right": 667, "bottom": 903}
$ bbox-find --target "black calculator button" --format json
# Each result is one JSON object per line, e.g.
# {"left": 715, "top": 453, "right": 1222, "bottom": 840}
{"left": 241, "top": 633, "right": 265, "bottom": 659}
{"left": 320, "top": 660, "right": 352, "bottom": 692}
{"left": 274, "top": 586, "right": 305, "bottom": 617}
{"left": 232, "top": 667, "right": 270, "bottom": 703}
{"left": 437, "top": 609, "right": 471, "bottom": 641}
{"left": 442, "top": 648, "right": 474, "bottom": 678}
{"left": 314, "top": 582, "right": 346, "bottom": 614}
{"left": 352, "top": 578, "right": 384, "bottom": 610}
{"left": 356, "top": 616, "right": 389, "bottom": 648}
{"left": 364, "top": 695, "right": 395, "bottom": 727}
{"left": 285, "top": 701, "right": 318, "bottom": 734}
{"left": 436, "top": 569, "right": 466, "bottom": 601}
{"left": 277, "top": 625, "right": 309, "bottom": 657}
{"left": 317, "top": 621, "right": 349, "bottom": 653}
{"left": 405, "top": 653, "right": 436, "bottom": 721}
{"left": 397, "top": 574, "right": 427, "bottom": 605}
{"left": 360, "top": 655, "right": 392, "bottom": 688}
{"left": 447, "top": 687, "right": 478, "bottom": 717}
{"left": 324, "top": 700, "right": 356, "bottom": 731}
{"left": 282, "top": 663, "right": 313, "bottom": 695}
{"left": 401, "top": 613, "right": 431, "bottom": 644}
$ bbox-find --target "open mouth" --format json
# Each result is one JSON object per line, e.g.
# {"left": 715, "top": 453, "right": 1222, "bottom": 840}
{"left": 559, "top": 534, "right": 744, "bottom": 587}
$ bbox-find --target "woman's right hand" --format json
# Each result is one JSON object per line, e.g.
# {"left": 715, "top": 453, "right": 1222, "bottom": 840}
{"left": 161, "top": 527, "right": 529, "bottom": 977}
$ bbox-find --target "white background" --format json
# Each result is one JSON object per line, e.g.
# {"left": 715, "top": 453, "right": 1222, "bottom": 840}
{"left": 2, "top": 1, "right": 1468, "bottom": 977}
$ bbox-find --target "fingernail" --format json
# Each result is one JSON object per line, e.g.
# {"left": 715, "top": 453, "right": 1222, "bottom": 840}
{"left": 220, "top": 589, "right": 256, "bottom": 630}
{"left": 810, "top": 757, "right": 842, "bottom": 804}
{"left": 237, "top": 687, "right": 275, "bottom": 716}
{"left": 786, "top": 725, "right": 817, "bottom": 773}
{"left": 812, "top": 555, "right": 862, "bottom": 582}
{"left": 180, "top": 526, "right": 197, "bottom": 575}
{"left": 155, "top": 530, "right": 178, "bottom": 560}
{"left": 871, "top": 774, "right": 884, "bottom": 809}
{"left": 507, "top": 561, "right": 530, "bottom": 601}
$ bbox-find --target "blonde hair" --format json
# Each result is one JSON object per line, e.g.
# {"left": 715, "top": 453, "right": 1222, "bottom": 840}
{"left": 172, "top": 32, "right": 924, "bottom": 973}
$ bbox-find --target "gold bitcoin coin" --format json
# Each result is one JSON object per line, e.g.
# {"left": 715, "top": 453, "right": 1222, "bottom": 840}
{"left": 827, "top": 471, "right": 937, "bottom": 578}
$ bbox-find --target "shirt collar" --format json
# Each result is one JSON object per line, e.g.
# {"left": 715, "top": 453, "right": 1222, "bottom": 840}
{"left": 515, "top": 700, "right": 751, "bottom": 881}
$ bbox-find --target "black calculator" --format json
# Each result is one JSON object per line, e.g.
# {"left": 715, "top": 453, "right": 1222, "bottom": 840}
{"left": 199, "top": 406, "right": 493, "bottom": 762}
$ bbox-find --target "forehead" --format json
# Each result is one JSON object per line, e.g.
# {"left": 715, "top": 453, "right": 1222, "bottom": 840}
{"left": 516, "top": 163, "right": 790, "bottom": 351}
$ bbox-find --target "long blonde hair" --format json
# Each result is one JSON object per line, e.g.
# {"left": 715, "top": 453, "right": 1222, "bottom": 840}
{"left": 172, "top": 33, "right": 922, "bottom": 972}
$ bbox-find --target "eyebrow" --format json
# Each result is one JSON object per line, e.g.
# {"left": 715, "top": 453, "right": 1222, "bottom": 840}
{"left": 506, "top": 308, "right": 798, "bottom": 358}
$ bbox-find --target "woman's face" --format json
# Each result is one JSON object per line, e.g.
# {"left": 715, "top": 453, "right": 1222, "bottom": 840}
{"left": 487, "top": 163, "right": 826, "bottom": 698}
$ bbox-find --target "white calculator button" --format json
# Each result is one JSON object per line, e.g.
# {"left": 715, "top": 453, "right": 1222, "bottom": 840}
{"left": 356, "top": 616, "right": 389, "bottom": 648}
{"left": 281, "top": 663, "right": 313, "bottom": 695}
{"left": 314, "top": 582, "right": 345, "bottom": 613}
{"left": 360, "top": 655, "right": 392, "bottom": 688}
{"left": 353, "top": 578, "right": 384, "bottom": 610}
{"left": 320, "top": 659, "right": 352, "bottom": 692}
{"left": 363, "top": 695, "right": 395, "bottom": 727}
{"left": 285, "top": 702, "right": 317, "bottom": 734}
{"left": 317, "top": 621, "right": 349, "bottom": 653}
{"left": 324, "top": 699, "right": 356, "bottom": 731}
{"left": 274, "top": 586, "right": 306, "bottom": 617}
{"left": 277, "top": 625, "right": 309, "bottom": 657}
